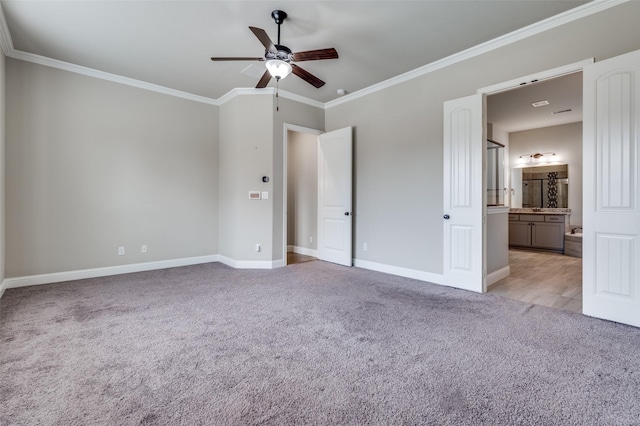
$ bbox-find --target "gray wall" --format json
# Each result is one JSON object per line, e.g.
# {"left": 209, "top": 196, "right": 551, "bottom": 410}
{"left": 218, "top": 94, "right": 273, "bottom": 263}
{"left": 287, "top": 130, "right": 317, "bottom": 251}
{"left": 486, "top": 210, "right": 509, "bottom": 276}
{"left": 218, "top": 95, "right": 324, "bottom": 264}
{"left": 509, "top": 122, "right": 583, "bottom": 225}
{"left": 5, "top": 59, "right": 219, "bottom": 277}
{"left": 325, "top": 1, "right": 640, "bottom": 275}
{"left": 3, "top": 1, "right": 639, "bottom": 281}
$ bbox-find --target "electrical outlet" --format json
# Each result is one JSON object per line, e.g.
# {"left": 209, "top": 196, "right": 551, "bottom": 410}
{"left": 363, "top": 243, "right": 368, "bottom": 251}
{"left": 255, "top": 243, "right": 261, "bottom": 252}
{"left": 118, "top": 246, "right": 125, "bottom": 256}
{"left": 141, "top": 245, "right": 147, "bottom": 253}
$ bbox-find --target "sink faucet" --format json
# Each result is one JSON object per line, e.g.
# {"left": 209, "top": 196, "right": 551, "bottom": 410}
{"left": 571, "top": 227, "right": 582, "bottom": 234}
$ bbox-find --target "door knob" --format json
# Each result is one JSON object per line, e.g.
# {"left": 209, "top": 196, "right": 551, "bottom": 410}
{"left": 345, "top": 212, "right": 351, "bottom": 216}
{"left": 443, "top": 214, "right": 450, "bottom": 220}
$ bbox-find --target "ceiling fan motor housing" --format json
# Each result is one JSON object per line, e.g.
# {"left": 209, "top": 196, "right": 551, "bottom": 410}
{"left": 266, "top": 45, "right": 293, "bottom": 62}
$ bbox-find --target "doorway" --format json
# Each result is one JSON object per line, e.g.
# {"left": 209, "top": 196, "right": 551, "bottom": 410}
{"left": 485, "top": 71, "right": 584, "bottom": 312}
{"left": 283, "top": 125, "right": 354, "bottom": 267}
{"left": 284, "top": 125, "right": 321, "bottom": 265}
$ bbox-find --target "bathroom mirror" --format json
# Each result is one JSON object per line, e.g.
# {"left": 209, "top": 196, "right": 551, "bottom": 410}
{"left": 511, "top": 164, "right": 568, "bottom": 208}
{"left": 487, "top": 140, "right": 505, "bottom": 206}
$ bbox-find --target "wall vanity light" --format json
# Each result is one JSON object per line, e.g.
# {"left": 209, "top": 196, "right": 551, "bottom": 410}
{"left": 515, "top": 152, "right": 561, "bottom": 168}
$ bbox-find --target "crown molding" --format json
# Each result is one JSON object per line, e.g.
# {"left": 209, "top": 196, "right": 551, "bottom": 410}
{"left": 216, "top": 87, "right": 275, "bottom": 105}
{"left": 216, "top": 87, "right": 324, "bottom": 109}
{"left": 7, "top": 49, "right": 219, "bottom": 105}
{"left": 325, "top": 0, "right": 629, "bottom": 109}
{"left": 0, "top": 0, "right": 628, "bottom": 110}
{"left": 278, "top": 89, "right": 325, "bottom": 109}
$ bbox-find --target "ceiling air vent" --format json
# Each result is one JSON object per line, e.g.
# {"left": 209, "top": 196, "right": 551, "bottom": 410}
{"left": 531, "top": 100, "right": 550, "bottom": 107}
{"left": 552, "top": 109, "right": 573, "bottom": 115}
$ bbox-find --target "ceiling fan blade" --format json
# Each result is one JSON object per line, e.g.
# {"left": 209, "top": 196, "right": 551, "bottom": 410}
{"left": 291, "top": 64, "right": 325, "bottom": 88}
{"left": 256, "top": 70, "right": 272, "bottom": 89}
{"left": 211, "top": 57, "right": 264, "bottom": 61}
{"left": 292, "top": 48, "right": 338, "bottom": 62}
{"left": 249, "top": 26, "right": 276, "bottom": 53}
{"left": 211, "top": 56, "right": 264, "bottom": 61}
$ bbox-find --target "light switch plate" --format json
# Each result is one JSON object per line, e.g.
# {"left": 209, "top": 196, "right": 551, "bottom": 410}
{"left": 261, "top": 191, "right": 269, "bottom": 200}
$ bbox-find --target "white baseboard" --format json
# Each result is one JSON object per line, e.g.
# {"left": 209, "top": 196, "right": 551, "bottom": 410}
{"left": 354, "top": 259, "right": 444, "bottom": 285}
{"left": 286, "top": 245, "right": 318, "bottom": 257}
{"left": 218, "top": 256, "right": 280, "bottom": 269}
{"left": 4, "top": 255, "right": 220, "bottom": 289}
{"left": 0, "top": 279, "right": 6, "bottom": 299}
{"left": 487, "top": 266, "right": 510, "bottom": 287}
{"left": 293, "top": 246, "right": 317, "bottom": 257}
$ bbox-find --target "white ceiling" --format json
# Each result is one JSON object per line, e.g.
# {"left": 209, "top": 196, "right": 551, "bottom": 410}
{"left": 1, "top": 1, "right": 590, "bottom": 104}
{"left": 488, "top": 72, "right": 583, "bottom": 133}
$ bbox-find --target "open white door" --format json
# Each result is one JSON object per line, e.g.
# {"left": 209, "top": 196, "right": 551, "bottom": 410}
{"left": 583, "top": 49, "right": 640, "bottom": 327}
{"left": 443, "top": 94, "right": 485, "bottom": 293}
{"left": 317, "top": 127, "right": 353, "bottom": 266}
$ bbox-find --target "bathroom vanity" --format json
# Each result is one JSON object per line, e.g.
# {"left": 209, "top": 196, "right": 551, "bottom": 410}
{"left": 508, "top": 208, "right": 570, "bottom": 253}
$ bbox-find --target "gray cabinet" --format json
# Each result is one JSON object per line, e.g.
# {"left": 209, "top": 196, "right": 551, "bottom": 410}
{"left": 508, "top": 214, "right": 565, "bottom": 252}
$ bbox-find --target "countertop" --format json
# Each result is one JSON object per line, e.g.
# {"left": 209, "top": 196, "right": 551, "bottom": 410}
{"left": 509, "top": 208, "right": 571, "bottom": 215}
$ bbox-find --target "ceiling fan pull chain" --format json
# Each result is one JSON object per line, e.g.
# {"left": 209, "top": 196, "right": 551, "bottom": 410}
{"left": 276, "top": 79, "right": 280, "bottom": 112}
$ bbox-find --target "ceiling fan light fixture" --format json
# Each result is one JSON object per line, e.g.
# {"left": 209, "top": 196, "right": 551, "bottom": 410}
{"left": 266, "top": 59, "right": 292, "bottom": 80}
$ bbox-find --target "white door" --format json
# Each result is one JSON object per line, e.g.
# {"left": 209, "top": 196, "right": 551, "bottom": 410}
{"left": 317, "top": 127, "right": 353, "bottom": 266}
{"left": 443, "top": 94, "right": 485, "bottom": 292}
{"left": 583, "top": 49, "right": 640, "bottom": 328}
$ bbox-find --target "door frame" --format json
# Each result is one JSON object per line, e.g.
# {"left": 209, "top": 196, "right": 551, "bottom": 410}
{"left": 282, "top": 123, "right": 323, "bottom": 264}
{"left": 476, "top": 58, "right": 593, "bottom": 293}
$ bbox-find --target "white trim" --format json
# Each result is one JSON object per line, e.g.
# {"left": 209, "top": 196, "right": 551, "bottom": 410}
{"left": 478, "top": 59, "right": 594, "bottom": 95}
{"left": 0, "top": 3, "right": 13, "bottom": 56}
{"left": 325, "top": 1, "right": 624, "bottom": 109}
{"left": 487, "top": 266, "right": 511, "bottom": 287}
{"left": 4, "top": 255, "right": 219, "bottom": 289}
{"left": 216, "top": 87, "right": 323, "bottom": 109}
{"left": 354, "top": 259, "right": 444, "bottom": 286}
{"left": 217, "top": 256, "right": 278, "bottom": 269}
{"left": 293, "top": 246, "right": 318, "bottom": 257}
{"left": 0, "top": 279, "right": 7, "bottom": 299}
{"left": 216, "top": 87, "right": 275, "bottom": 105}
{"left": 287, "top": 245, "right": 294, "bottom": 253}
{"left": 7, "top": 50, "right": 219, "bottom": 105}
{"left": 278, "top": 89, "right": 325, "bottom": 110}
{"left": 285, "top": 124, "right": 324, "bottom": 136}
{"left": 487, "top": 206, "right": 510, "bottom": 215}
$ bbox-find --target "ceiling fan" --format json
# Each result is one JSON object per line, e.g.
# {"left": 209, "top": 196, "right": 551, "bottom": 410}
{"left": 211, "top": 10, "right": 338, "bottom": 89}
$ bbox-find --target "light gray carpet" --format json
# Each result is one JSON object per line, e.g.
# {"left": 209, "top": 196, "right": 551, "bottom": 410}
{"left": 1, "top": 261, "right": 639, "bottom": 425}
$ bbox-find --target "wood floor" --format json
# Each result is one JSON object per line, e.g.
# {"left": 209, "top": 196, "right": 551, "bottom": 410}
{"left": 489, "top": 249, "right": 582, "bottom": 313}
{"left": 287, "top": 252, "right": 316, "bottom": 265}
